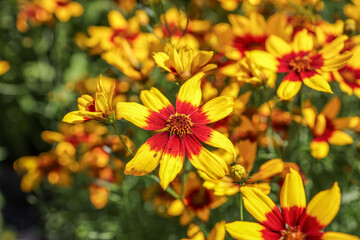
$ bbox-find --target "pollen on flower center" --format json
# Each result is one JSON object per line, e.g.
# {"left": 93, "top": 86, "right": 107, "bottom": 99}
{"left": 166, "top": 113, "right": 193, "bottom": 136}
{"left": 281, "top": 226, "right": 306, "bottom": 240}
{"left": 289, "top": 56, "right": 311, "bottom": 73}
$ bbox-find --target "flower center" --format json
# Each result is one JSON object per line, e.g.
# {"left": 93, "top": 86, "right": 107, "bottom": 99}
{"left": 184, "top": 188, "right": 212, "bottom": 210}
{"left": 166, "top": 113, "right": 193, "bottom": 137}
{"left": 289, "top": 56, "right": 311, "bottom": 73}
{"left": 281, "top": 226, "right": 306, "bottom": 240}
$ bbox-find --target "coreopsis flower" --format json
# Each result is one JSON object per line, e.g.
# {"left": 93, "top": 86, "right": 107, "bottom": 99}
{"left": 182, "top": 221, "right": 226, "bottom": 240}
{"left": 263, "top": 29, "right": 352, "bottom": 100}
{"left": 303, "top": 97, "right": 355, "bottom": 159}
{"left": 41, "top": 0, "right": 83, "bottom": 22}
{"left": 14, "top": 151, "right": 75, "bottom": 192}
{"left": 63, "top": 76, "right": 116, "bottom": 124}
{"left": 221, "top": 51, "right": 277, "bottom": 88}
{"left": 153, "top": 44, "right": 217, "bottom": 82}
{"left": 167, "top": 172, "right": 227, "bottom": 225}
{"left": 86, "top": 10, "right": 140, "bottom": 53}
{"left": 102, "top": 33, "right": 159, "bottom": 81}
{"left": 223, "top": 12, "right": 290, "bottom": 61}
{"left": 333, "top": 45, "right": 360, "bottom": 98}
{"left": 116, "top": 73, "right": 235, "bottom": 189}
{"left": 157, "top": 7, "right": 211, "bottom": 49}
{"left": 0, "top": 61, "right": 10, "bottom": 76}
{"left": 226, "top": 168, "right": 360, "bottom": 240}
{"left": 16, "top": 1, "right": 52, "bottom": 32}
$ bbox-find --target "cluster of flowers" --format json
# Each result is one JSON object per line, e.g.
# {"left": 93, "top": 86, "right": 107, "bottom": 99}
{"left": 11, "top": 0, "right": 360, "bottom": 239}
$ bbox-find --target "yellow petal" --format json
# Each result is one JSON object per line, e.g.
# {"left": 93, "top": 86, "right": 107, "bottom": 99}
{"left": 277, "top": 80, "right": 302, "bottom": 100}
{"left": 167, "top": 199, "right": 185, "bottom": 216}
{"left": 153, "top": 52, "right": 172, "bottom": 72}
{"left": 305, "top": 182, "right": 341, "bottom": 228}
{"left": 159, "top": 136, "right": 185, "bottom": 189}
{"left": 207, "top": 221, "right": 226, "bottom": 240}
{"left": 108, "top": 10, "right": 127, "bottom": 29}
{"left": 303, "top": 74, "right": 333, "bottom": 93}
{"left": 246, "top": 50, "right": 278, "bottom": 72}
{"left": 322, "top": 52, "right": 352, "bottom": 71}
{"left": 322, "top": 232, "right": 360, "bottom": 240}
{"left": 328, "top": 130, "right": 353, "bottom": 145}
{"left": 196, "top": 96, "right": 234, "bottom": 124}
{"left": 125, "top": 133, "right": 168, "bottom": 176}
{"left": 293, "top": 29, "right": 314, "bottom": 53}
{"left": 242, "top": 186, "right": 284, "bottom": 231}
{"left": 176, "top": 72, "right": 204, "bottom": 114}
{"left": 225, "top": 221, "right": 266, "bottom": 240}
{"left": 266, "top": 35, "right": 292, "bottom": 58}
{"left": 314, "top": 114, "right": 327, "bottom": 136}
{"left": 184, "top": 135, "right": 228, "bottom": 180}
{"left": 116, "top": 102, "right": 165, "bottom": 130}
{"left": 62, "top": 111, "right": 103, "bottom": 124}
{"left": 320, "top": 35, "right": 348, "bottom": 59}
{"left": 310, "top": 140, "right": 329, "bottom": 159}
{"left": 140, "top": 87, "right": 174, "bottom": 114}
{"left": 248, "top": 158, "right": 284, "bottom": 183}
{"left": 193, "top": 126, "right": 236, "bottom": 160}
{"left": 302, "top": 107, "right": 317, "bottom": 129}
{"left": 280, "top": 168, "right": 306, "bottom": 209}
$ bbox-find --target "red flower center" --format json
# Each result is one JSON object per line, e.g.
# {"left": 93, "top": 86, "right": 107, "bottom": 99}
{"left": 281, "top": 226, "right": 306, "bottom": 240}
{"left": 166, "top": 113, "right": 193, "bottom": 136}
{"left": 289, "top": 56, "right": 311, "bottom": 73}
{"left": 184, "top": 188, "right": 212, "bottom": 210}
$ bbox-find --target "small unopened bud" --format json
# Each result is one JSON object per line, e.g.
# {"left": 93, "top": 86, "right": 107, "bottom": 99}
{"left": 344, "top": 19, "right": 356, "bottom": 36}
{"left": 230, "top": 164, "right": 248, "bottom": 183}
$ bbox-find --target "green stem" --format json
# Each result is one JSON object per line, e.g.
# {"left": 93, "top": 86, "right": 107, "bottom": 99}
{"left": 239, "top": 190, "right": 244, "bottom": 221}
{"left": 146, "top": 174, "right": 180, "bottom": 199}
{"left": 111, "top": 123, "right": 133, "bottom": 156}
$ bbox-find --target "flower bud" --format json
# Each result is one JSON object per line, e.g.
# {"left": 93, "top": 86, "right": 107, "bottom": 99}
{"left": 230, "top": 164, "right": 248, "bottom": 183}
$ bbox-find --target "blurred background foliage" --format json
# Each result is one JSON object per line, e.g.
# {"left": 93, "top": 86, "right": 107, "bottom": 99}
{"left": 0, "top": 0, "right": 360, "bottom": 239}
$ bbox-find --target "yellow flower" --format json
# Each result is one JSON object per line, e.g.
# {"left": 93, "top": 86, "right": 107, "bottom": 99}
{"left": 226, "top": 169, "right": 359, "bottom": 240}
{"left": 63, "top": 76, "right": 116, "bottom": 124}
{"left": 154, "top": 44, "right": 217, "bottom": 81}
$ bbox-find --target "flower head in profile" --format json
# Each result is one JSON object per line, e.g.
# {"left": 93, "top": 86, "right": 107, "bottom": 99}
{"left": 226, "top": 168, "right": 359, "bottom": 240}
{"left": 117, "top": 73, "right": 235, "bottom": 189}
{"left": 262, "top": 29, "right": 352, "bottom": 100}
{"left": 153, "top": 45, "right": 217, "bottom": 81}
{"left": 63, "top": 76, "right": 116, "bottom": 124}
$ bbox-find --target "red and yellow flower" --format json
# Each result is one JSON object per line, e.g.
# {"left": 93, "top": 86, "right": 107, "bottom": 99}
{"left": 226, "top": 168, "right": 359, "bottom": 240}
{"left": 263, "top": 29, "right": 352, "bottom": 100}
{"left": 167, "top": 172, "right": 227, "bottom": 225}
{"left": 302, "top": 97, "right": 355, "bottom": 159}
{"left": 116, "top": 73, "right": 235, "bottom": 189}
{"left": 41, "top": 0, "right": 83, "bottom": 22}
{"left": 153, "top": 44, "right": 217, "bottom": 82}
{"left": 333, "top": 45, "right": 360, "bottom": 98}
{"left": 63, "top": 76, "right": 116, "bottom": 124}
